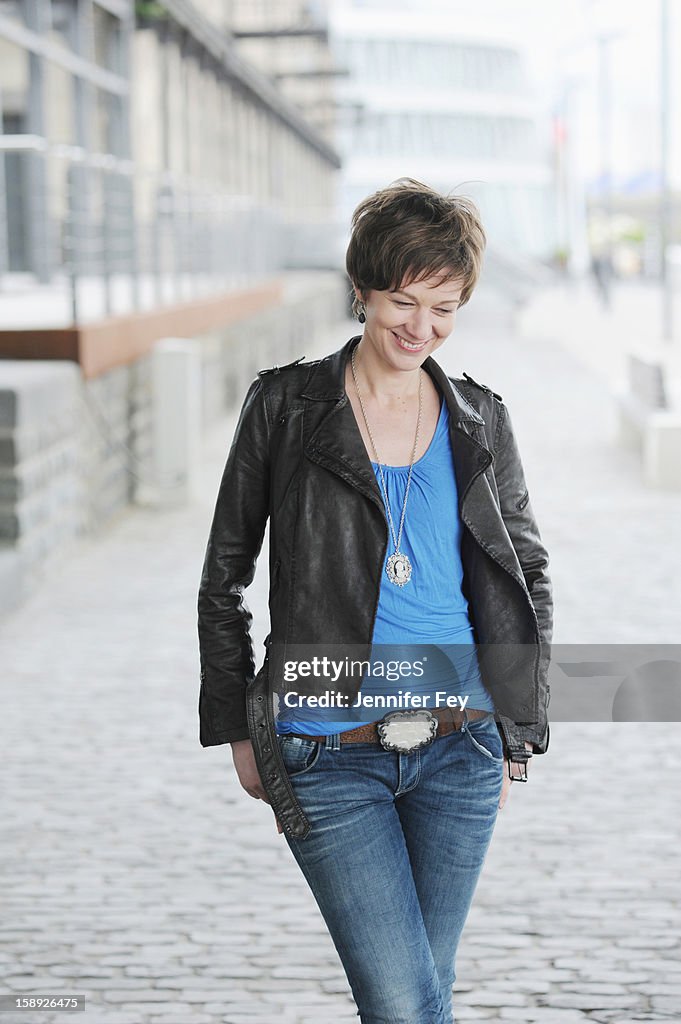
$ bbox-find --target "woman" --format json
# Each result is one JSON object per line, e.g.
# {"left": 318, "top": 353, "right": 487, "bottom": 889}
{"left": 198, "top": 178, "right": 553, "bottom": 1024}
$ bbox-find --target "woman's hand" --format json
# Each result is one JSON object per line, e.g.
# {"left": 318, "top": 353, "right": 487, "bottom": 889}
{"left": 230, "top": 739, "right": 284, "bottom": 834}
{"left": 498, "top": 742, "right": 534, "bottom": 810}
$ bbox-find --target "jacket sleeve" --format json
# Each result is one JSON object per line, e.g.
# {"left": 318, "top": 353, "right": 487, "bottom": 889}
{"left": 197, "top": 376, "right": 270, "bottom": 746}
{"left": 494, "top": 402, "right": 553, "bottom": 755}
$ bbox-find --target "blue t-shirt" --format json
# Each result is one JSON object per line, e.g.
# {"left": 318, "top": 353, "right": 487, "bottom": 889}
{"left": 276, "top": 399, "right": 494, "bottom": 735}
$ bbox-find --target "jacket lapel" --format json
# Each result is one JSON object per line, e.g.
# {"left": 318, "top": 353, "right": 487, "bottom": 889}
{"left": 426, "top": 356, "right": 524, "bottom": 579}
{"left": 421, "top": 355, "right": 495, "bottom": 514}
{"left": 301, "top": 337, "right": 383, "bottom": 512}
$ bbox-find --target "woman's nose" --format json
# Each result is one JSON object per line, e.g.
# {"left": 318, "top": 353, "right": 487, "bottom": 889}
{"left": 404, "top": 306, "right": 433, "bottom": 341}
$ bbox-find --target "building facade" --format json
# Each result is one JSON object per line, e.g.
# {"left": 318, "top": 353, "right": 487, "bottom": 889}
{"left": 0, "top": 0, "right": 345, "bottom": 611}
{"left": 0, "top": 0, "right": 341, "bottom": 322}
{"left": 328, "top": 0, "right": 557, "bottom": 268}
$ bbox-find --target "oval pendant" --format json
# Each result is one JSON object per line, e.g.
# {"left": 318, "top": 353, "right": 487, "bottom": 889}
{"left": 386, "top": 551, "right": 412, "bottom": 587}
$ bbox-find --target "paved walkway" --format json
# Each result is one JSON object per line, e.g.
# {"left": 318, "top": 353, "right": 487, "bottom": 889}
{"left": 515, "top": 276, "right": 681, "bottom": 384}
{"left": 1, "top": 295, "right": 680, "bottom": 1024}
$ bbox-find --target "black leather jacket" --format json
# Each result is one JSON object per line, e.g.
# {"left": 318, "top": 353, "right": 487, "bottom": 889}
{"left": 198, "top": 336, "right": 553, "bottom": 839}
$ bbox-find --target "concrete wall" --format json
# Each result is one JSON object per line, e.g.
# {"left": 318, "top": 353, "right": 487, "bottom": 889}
{"left": 198, "top": 274, "right": 348, "bottom": 421}
{"left": 0, "top": 361, "right": 83, "bottom": 611}
{"left": 0, "top": 271, "right": 347, "bottom": 614}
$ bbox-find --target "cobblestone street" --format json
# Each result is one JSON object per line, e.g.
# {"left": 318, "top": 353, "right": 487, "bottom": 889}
{"left": 1, "top": 300, "right": 680, "bottom": 1024}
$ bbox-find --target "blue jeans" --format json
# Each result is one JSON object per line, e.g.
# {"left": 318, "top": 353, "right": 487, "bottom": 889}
{"left": 277, "top": 711, "right": 504, "bottom": 1024}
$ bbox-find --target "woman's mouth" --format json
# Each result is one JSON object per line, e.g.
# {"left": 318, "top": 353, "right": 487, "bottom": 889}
{"left": 391, "top": 330, "right": 430, "bottom": 353}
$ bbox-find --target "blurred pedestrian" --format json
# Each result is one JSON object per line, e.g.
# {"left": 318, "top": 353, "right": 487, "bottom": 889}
{"left": 198, "top": 178, "right": 553, "bottom": 1023}
{"left": 588, "top": 210, "right": 613, "bottom": 308}
{"left": 591, "top": 251, "right": 612, "bottom": 308}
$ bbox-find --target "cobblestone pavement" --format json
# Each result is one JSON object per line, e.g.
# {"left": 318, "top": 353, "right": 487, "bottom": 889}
{"left": 1, "top": 299, "right": 680, "bottom": 1024}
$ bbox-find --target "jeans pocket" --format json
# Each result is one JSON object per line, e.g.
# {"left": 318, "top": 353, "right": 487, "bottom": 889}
{"left": 464, "top": 717, "right": 504, "bottom": 763}
{"left": 277, "top": 735, "right": 322, "bottom": 778}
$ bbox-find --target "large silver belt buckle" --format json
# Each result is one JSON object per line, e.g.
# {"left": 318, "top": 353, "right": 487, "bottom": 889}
{"left": 377, "top": 710, "right": 438, "bottom": 754}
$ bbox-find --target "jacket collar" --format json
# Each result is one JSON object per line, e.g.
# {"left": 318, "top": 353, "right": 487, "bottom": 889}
{"left": 301, "top": 335, "right": 484, "bottom": 427}
{"left": 301, "top": 336, "right": 490, "bottom": 516}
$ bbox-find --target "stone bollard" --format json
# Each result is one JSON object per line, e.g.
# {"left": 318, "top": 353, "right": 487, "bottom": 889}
{"left": 137, "top": 337, "right": 202, "bottom": 507}
{"left": 615, "top": 352, "right": 681, "bottom": 490}
{"left": 643, "top": 411, "right": 681, "bottom": 489}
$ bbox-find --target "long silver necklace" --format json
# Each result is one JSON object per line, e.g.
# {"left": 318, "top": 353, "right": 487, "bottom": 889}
{"left": 351, "top": 347, "right": 422, "bottom": 587}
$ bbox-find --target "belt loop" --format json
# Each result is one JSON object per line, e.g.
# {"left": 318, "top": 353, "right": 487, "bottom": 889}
{"left": 325, "top": 732, "right": 341, "bottom": 751}
{"left": 462, "top": 707, "right": 470, "bottom": 733}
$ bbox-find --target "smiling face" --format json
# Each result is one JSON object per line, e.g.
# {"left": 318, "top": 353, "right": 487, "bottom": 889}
{"left": 356, "top": 273, "right": 464, "bottom": 372}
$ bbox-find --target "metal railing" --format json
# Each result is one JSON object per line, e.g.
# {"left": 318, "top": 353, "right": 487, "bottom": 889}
{"left": 0, "top": 135, "right": 339, "bottom": 325}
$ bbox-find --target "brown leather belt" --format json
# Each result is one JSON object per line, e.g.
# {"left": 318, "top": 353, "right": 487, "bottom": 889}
{"left": 288, "top": 707, "right": 491, "bottom": 745}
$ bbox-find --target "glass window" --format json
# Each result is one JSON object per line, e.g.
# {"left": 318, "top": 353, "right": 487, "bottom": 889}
{"left": 44, "top": 61, "right": 75, "bottom": 145}
{"left": 0, "top": 0, "right": 23, "bottom": 26}
{"left": 93, "top": 87, "right": 113, "bottom": 152}
{"left": 0, "top": 45, "right": 31, "bottom": 274}
{"left": 0, "top": 38, "right": 30, "bottom": 115}
{"left": 49, "top": 0, "right": 75, "bottom": 51}
{"left": 93, "top": 5, "right": 122, "bottom": 73}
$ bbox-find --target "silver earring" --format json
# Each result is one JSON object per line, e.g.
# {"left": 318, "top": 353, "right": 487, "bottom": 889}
{"left": 358, "top": 304, "right": 366, "bottom": 324}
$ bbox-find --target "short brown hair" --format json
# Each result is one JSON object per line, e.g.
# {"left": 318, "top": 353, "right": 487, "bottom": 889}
{"left": 346, "top": 178, "right": 486, "bottom": 316}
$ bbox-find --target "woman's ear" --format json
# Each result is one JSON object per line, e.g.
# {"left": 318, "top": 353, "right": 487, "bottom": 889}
{"left": 350, "top": 284, "right": 366, "bottom": 321}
